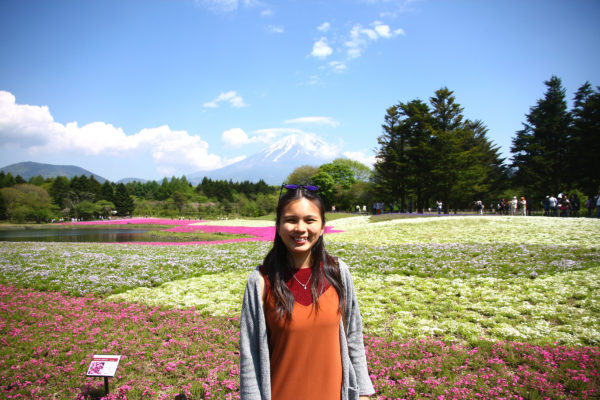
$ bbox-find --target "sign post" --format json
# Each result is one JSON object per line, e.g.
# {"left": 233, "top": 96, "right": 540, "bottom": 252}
{"left": 86, "top": 355, "right": 121, "bottom": 396}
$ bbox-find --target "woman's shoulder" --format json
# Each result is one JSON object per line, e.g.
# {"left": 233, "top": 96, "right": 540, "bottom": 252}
{"left": 246, "top": 266, "right": 264, "bottom": 286}
{"left": 335, "top": 258, "right": 352, "bottom": 278}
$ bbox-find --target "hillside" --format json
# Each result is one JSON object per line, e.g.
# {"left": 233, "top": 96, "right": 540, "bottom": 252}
{"left": 0, "top": 161, "right": 107, "bottom": 182}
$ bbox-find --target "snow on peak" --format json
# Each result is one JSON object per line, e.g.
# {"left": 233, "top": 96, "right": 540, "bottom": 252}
{"left": 261, "top": 133, "right": 335, "bottom": 162}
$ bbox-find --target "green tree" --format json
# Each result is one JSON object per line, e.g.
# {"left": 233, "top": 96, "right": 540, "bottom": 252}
{"left": 0, "top": 184, "right": 53, "bottom": 223}
{"left": 374, "top": 89, "right": 506, "bottom": 212}
{"left": 319, "top": 159, "right": 357, "bottom": 189}
{"left": 75, "top": 200, "right": 98, "bottom": 220}
{"left": 285, "top": 165, "right": 320, "bottom": 185}
{"left": 310, "top": 171, "right": 335, "bottom": 209}
{"left": 569, "top": 82, "right": 600, "bottom": 196}
{"left": 511, "top": 76, "right": 571, "bottom": 199}
{"left": 401, "top": 99, "right": 435, "bottom": 213}
{"left": 0, "top": 172, "right": 16, "bottom": 188}
{"left": 28, "top": 175, "right": 45, "bottom": 186}
{"left": 0, "top": 192, "right": 6, "bottom": 219}
{"left": 99, "top": 181, "right": 115, "bottom": 203}
{"left": 373, "top": 105, "right": 407, "bottom": 209}
{"left": 429, "top": 87, "right": 466, "bottom": 212}
{"left": 49, "top": 176, "right": 70, "bottom": 209}
{"left": 95, "top": 200, "right": 116, "bottom": 218}
{"left": 172, "top": 191, "right": 187, "bottom": 213}
{"left": 114, "top": 183, "right": 135, "bottom": 216}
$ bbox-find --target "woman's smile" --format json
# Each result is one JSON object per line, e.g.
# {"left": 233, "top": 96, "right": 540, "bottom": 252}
{"left": 277, "top": 197, "right": 324, "bottom": 268}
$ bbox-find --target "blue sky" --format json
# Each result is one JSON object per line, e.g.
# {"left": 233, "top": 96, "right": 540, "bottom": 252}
{"left": 1, "top": 0, "right": 599, "bottom": 182}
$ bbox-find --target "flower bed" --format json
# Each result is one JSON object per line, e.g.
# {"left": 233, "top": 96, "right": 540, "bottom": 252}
{"left": 1, "top": 237, "right": 599, "bottom": 345}
{"left": 1, "top": 216, "right": 599, "bottom": 398}
{"left": 59, "top": 217, "right": 342, "bottom": 245}
{"left": 1, "top": 284, "right": 598, "bottom": 400}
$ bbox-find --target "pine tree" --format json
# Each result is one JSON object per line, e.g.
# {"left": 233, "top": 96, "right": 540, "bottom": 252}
{"left": 100, "top": 181, "right": 115, "bottom": 203}
{"left": 511, "top": 76, "right": 571, "bottom": 199}
{"left": 400, "top": 99, "right": 435, "bottom": 213}
{"left": 429, "top": 87, "right": 465, "bottom": 211}
{"left": 114, "top": 183, "right": 135, "bottom": 216}
{"left": 49, "top": 176, "right": 70, "bottom": 208}
{"left": 569, "top": 82, "right": 600, "bottom": 196}
{"left": 373, "top": 105, "right": 408, "bottom": 209}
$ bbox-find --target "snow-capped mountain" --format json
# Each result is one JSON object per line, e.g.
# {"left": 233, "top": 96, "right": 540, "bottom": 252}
{"left": 189, "top": 134, "right": 339, "bottom": 185}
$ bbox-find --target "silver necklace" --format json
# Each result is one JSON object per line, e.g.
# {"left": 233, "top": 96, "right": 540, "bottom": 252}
{"left": 293, "top": 271, "right": 312, "bottom": 290}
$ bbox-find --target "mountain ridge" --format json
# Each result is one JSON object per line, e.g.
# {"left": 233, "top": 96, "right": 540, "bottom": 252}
{"left": 189, "top": 134, "right": 338, "bottom": 184}
{"left": 1, "top": 135, "right": 340, "bottom": 185}
{"left": 0, "top": 161, "right": 108, "bottom": 183}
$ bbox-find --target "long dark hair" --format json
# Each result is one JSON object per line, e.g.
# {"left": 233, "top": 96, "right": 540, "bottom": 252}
{"left": 262, "top": 187, "right": 346, "bottom": 322}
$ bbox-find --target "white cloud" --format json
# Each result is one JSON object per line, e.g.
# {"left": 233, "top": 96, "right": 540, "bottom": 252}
{"left": 343, "top": 150, "right": 376, "bottom": 167}
{"left": 260, "top": 8, "right": 273, "bottom": 17}
{"left": 345, "top": 21, "right": 404, "bottom": 59}
{"left": 328, "top": 61, "right": 347, "bottom": 73}
{"left": 221, "top": 127, "right": 283, "bottom": 147}
{"left": 0, "top": 90, "right": 224, "bottom": 174}
{"left": 203, "top": 91, "right": 248, "bottom": 108}
{"left": 266, "top": 25, "right": 284, "bottom": 34}
{"left": 222, "top": 128, "right": 250, "bottom": 147}
{"left": 283, "top": 116, "right": 340, "bottom": 128}
{"left": 310, "top": 37, "right": 333, "bottom": 58}
{"left": 295, "top": 132, "right": 341, "bottom": 160}
{"left": 197, "top": 0, "right": 260, "bottom": 13}
{"left": 251, "top": 127, "right": 303, "bottom": 136}
{"left": 0, "top": 91, "right": 64, "bottom": 148}
{"left": 317, "top": 22, "right": 331, "bottom": 32}
{"left": 372, "top": 21, "right": 405, "bottom": 38}
{"left": 198, "top": 0, "right": 239, "bottom": 12}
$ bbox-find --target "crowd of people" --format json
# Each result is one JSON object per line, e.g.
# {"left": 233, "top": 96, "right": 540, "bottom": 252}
{"left": 541, "top": 193, "right": 600, "bottom": 217}
{"left": 492, "top": 193, "right": 600, "bottom": 217}
{"left": 493, "top": 196, "right": 528, "bottom": 216}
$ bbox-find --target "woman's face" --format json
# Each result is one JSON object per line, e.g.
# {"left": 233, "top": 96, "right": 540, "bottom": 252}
{"left": 277, "top": 197, "right": 324, "bottom": 265}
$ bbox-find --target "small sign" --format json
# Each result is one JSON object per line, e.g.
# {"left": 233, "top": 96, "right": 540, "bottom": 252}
{"left": 86, "top": 355, "right": 121, "bottom": 377}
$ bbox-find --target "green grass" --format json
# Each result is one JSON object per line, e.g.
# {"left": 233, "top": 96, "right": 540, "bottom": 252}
{"left": 139, "top": 230, "right": 252, "bottom": 242}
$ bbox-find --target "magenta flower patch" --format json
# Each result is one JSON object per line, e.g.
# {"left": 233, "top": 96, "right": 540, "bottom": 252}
{"left": 59, "top": 217, "right": 343, "bottom": 245}
{"left": 1, "top": 284, "right": 599, "bottom": 399}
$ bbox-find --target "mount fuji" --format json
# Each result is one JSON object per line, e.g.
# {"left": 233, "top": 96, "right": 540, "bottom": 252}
{"left": 189, "top": 134, "right": 339, "bottom": 185}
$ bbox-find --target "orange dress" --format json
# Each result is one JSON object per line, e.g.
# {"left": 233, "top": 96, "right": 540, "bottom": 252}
{"left": 264, "top": 273, "right": 342, "bottom": 400}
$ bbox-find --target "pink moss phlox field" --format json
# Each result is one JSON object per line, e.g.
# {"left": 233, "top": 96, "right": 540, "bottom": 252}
{"left": 365, "top": 336, "right": 600, "bottom": 399}
{"left": 2, "top": 284, "right": 599, "bottom": 399}
{"left": 1, "top": 284, "right": 240, "bottom": 400}
{"left": 59, "top": 218, "right": 200, "bottom": 227}
{"left": 58, "top": 217, "right": 343, "bottom": 245}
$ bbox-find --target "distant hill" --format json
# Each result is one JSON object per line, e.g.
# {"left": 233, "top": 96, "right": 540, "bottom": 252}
{"left": 0, "top": 161, "right": 108, "bottom": 182}
{"left": 189, "top": 134, "right": 338, "bottom": 185}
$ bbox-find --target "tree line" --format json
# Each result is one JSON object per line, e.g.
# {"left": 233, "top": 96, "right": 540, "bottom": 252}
{"left": 0, "top": 173, "right": 279, "bottom": 223}
{"left": 510, "top": 76, "right": 599, "bottom": 202}
{"left": 372, "top": 87, "right": 506, "bottom": 213}
{"left": 370, "top": 77, "right": 599, "bottom": 214}
{"left": 1, "top": 75, "right": 597, "bottom": 222}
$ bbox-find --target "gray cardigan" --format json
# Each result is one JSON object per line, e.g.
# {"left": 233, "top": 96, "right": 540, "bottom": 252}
{"left": 239, "top": 260, "right": 375, "bottom": 400}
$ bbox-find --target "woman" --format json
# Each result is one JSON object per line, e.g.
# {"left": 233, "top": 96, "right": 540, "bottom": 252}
{"left": 240, "top": 185, "right": 375, "bottom": 400}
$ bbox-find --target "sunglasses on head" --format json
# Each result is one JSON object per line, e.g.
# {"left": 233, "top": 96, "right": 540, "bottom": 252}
{"left": 278, "top": 184, "right": 320, "bottom": 199}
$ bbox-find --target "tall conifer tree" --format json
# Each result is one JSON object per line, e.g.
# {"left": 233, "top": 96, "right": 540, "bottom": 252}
{"left": 569, "top": 82, "right": 600, "bottom": 196}
{"left": 511, "top": 76, "right": 571, "bottom": 198}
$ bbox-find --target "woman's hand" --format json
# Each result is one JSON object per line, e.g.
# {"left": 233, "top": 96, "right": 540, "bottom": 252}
{"left": 359, "top": 397, "right": 371, "bottom": 400}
